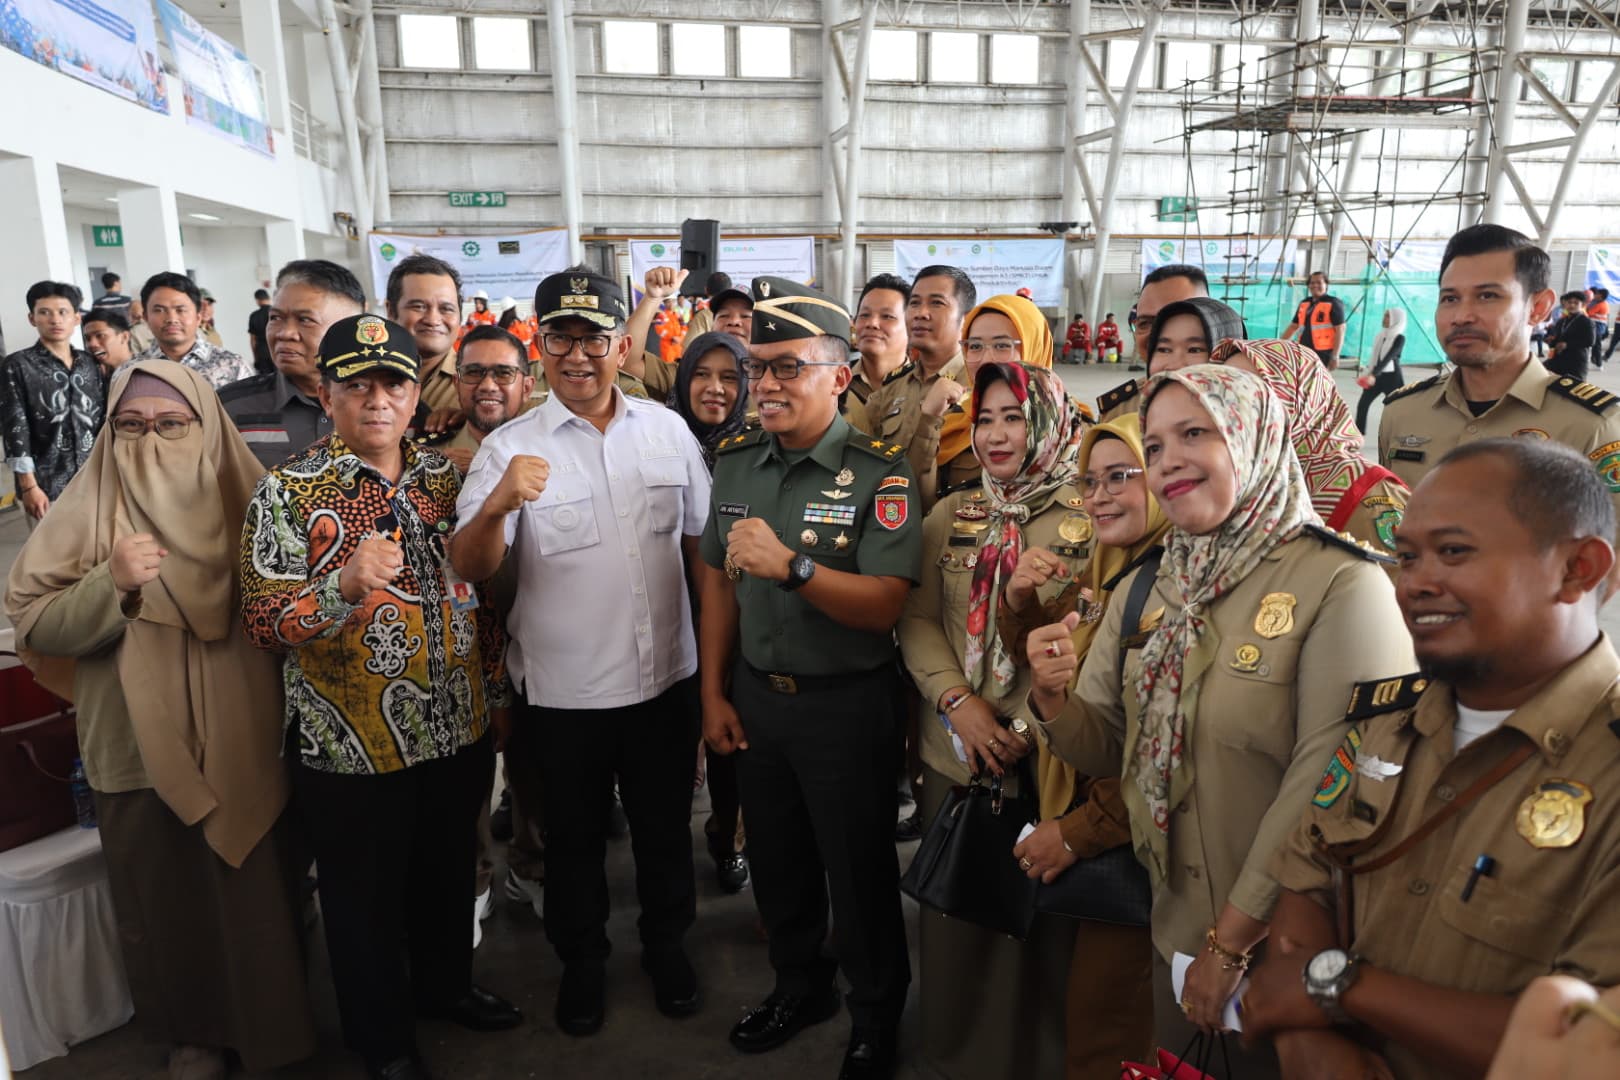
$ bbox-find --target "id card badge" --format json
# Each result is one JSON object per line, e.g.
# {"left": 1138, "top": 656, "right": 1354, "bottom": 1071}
{"left": 442, "top": 560, "right": 480, "bottom": 612}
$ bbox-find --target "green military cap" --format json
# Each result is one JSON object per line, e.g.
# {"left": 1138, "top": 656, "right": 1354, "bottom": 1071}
{"left": 751, "top": 276, "right": 851, "bottom": 345}
{"left": 320, "top": 313, "right": 420, "bottom": 382}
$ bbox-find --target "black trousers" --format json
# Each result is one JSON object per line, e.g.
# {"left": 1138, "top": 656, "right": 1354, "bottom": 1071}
{"left": 293, "top": 735, "right": 492, "bottom": 1066}
{"left": 732, "top": 661, "right": 911, "bottom": 1030}
{"left": 522, "top": 675, "right": 699, "bottom": 965}
{"left": 1354, "top": 368, "right": 1405, "bottom": 434}
{"left": 705, "top": 745, "right": 742, "bottom": 853}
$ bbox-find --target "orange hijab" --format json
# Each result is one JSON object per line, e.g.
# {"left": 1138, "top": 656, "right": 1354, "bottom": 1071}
{"left": 939, "top": 294, "right": 1055, "bottom": 465}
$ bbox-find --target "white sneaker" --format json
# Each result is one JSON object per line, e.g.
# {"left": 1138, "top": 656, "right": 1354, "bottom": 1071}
{"left": 505, "top": 867, "right": 544, "bottom": 918}
{"left": 473, "top": 887, "right": 492, "bottom": 949}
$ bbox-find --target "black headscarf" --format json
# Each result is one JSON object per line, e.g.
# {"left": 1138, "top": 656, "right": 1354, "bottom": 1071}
{"left": 669, "top": 331, "right": 750, "bottom": 468}
{"left": 1146, "top": 296, "right": 1248, "bottom": 368}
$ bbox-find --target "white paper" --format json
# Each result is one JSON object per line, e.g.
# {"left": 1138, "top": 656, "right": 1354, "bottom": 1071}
{"left": 1016, "top": 822, "right": 1036, "bottom": 844}
{"left": 1171, "top": 951, "right": 1246, "bottom": 1033}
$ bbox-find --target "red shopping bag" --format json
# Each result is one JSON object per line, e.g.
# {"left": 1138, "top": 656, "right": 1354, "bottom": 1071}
{"left": 1121, "top": 1033, "right": 1233, "bottom": 1079}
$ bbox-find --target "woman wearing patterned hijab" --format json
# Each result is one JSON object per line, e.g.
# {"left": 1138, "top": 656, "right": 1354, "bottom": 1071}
{"left": 896, "top": 361, "right": 1090, "bottom": 1078}
{"left": 1025, "top": 365, "right": 1412, "bottom": 1074}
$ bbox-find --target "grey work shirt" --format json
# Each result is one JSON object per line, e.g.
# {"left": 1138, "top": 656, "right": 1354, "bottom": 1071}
{"left": 219, "top": 372, "right": 333, "bottom": 469}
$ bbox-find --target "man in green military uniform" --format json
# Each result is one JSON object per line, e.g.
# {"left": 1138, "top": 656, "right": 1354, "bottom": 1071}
{"left": 699, "top": 277, "right": 921, "bottom": 1080}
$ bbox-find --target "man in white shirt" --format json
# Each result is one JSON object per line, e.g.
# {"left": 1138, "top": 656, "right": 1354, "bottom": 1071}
{"left": 451, "top": 268, "right": 711, "bottom": 1039}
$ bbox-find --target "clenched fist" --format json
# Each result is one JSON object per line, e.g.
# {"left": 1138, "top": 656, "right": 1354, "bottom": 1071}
{"left": 726, "top": 518, "right": 794, "bottom": 582}
{"left": 921, "top": 377, "right": 966, "bottom": 419}
{"left": 484, "top": 455, "right": 549, "bottom": 516}
{"left": 643, "top": 266, "right": 690, "bottom": 302}
{"left": 339, "top": 535, "right": 405, "bottom": 604}
{"left": 1005, "top": 545, "right": 1070, "bottom": 611}
{"left": 1027, "top": 611, "right": 1083, "bottom": 718}
{"left": 110, "top": 533, "right": 167, "bottom": 595}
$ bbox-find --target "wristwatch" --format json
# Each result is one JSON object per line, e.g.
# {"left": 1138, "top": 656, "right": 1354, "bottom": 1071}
{"left": 1302, "top": 948, "right": 1361, "bottom": 1025}
{"left": 1008, "top": 716, "right": 1037, "bottom": 750}
{"left": 778, "top": 553, "right": 817, "bottom": 592}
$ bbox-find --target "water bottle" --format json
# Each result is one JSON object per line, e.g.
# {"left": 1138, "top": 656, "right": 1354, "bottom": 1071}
{"left": 69, "top": 758, "right": 97, "bottom": 829}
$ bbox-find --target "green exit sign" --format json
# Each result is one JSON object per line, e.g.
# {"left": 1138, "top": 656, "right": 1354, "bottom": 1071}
{"left": 448, "top": 191, "right": 506, "bottom": 208}
{"left": 93, "top": 225, "right": 123, "bottom": 247}
{"left": 1157, "top": 196, "right": 1199, "bottom": 222}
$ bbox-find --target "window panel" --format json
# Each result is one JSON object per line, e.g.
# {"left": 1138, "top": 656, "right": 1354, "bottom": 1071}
{"left": 398, "top": 14, "right": 460, "bottom": 70}
{"left": 990, "top": 33, "right": 1038, "bottom": 85}
{"left": 672, "top": 22, "right": 726, "bottom": 77}
{"left": 739, "top": 25, "right": 791, "bottom": 77}
{"left": 869, "top": 29, "right": 918, "bottom": 82}
{"left": 472, "top": 17, "right": 530, "bottom": 72}
{"left": 929, "top": 31, "right": 978, "bottom": 83}
{"left": 603, "top": 20, "right": 659, "bottom": 75}
{"left": 1163, "top": 42, "right": 1212, "bottom": 88}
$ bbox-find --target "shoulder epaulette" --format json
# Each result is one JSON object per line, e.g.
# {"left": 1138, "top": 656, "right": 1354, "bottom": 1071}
{"left": 216, "top": 372, "right": 273, "bottom": 402}
{"left": 881, "top": 361, "right": 915, "bottom": 386}
{"left": 1547, "top": 376, "right": 1620, "bottom": 414}
{"left": 1381, "top": 373, "right": 1443, "bottom": 405}
{"left": 1303, "top": 523, "right": 1398, "bottom": 566}
{"left": 715, "top": 427, "right": 767, "bottom": 454}
{"left": 852, "top": 433, "right": 905, "bottom": 460}
{"left": 1098, "top": 379, "right": 1139, "bottom": 416}
{"left": 1344, "top": 673, "right": 1428, "bottom": 722}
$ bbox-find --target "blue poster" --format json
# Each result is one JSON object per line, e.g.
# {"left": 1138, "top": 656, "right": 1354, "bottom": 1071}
{"left": 0, "top": 0, "right": 168, "bottom": 112}
{"left": 156, "top": 0, "right": 271, "bottom": 157}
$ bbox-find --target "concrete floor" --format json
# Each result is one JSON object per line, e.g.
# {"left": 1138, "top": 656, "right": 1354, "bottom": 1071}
{"left": 12, "top": 355, "right": 1620, "bottom": 1078}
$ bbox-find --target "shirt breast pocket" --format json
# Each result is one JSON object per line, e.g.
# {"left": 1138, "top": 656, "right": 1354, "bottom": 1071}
{"left": 526, "top": 479, "right": 600, "bottom": 555}
{"left": 1205, "top": 636, "right": 1302, "bottom": 761}
{"left": 639, "top": 461, "right": 684, "bottom": 534}
{"left": 1435, "top": 862, "right": 1564, "bottom": 989}
{"left": 879, "top": 399, "right": 907, "bottom": 440}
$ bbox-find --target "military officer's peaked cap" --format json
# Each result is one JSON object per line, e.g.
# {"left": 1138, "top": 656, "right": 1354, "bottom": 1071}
{"left": 320, "top": 313, "right": 420, "bottom": 382}
{"left": 751, "top": 276, "right": 851, "bottom": 345}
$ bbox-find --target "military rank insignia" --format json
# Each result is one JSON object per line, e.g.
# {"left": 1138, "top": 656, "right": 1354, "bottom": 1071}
{"left": 1313, "top": 728, "right": 1362, "bottom": 809}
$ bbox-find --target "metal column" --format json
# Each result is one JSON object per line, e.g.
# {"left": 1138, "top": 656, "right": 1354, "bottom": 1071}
{"left": 547, "top": 0, "right": 584, "bottom": 262}
{"left": 1062, "top": 0, "right": 1093, "bottom": 316}
{"left": 1538, "top": 59, "right": 1620, "bottom": 244}
{"left": 1484, "top": 0, "right": 1531, "bottom": 223}
{"left": 316, "top": 0, "right": 373, "bottom": 239}
{"left": 838, "top": 2, "right": 879, "bottom": 306}
{"left": 355, "top": 0, "right": 392, "bottom": 226}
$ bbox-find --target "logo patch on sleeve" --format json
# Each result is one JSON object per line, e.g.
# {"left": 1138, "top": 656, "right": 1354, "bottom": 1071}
{"left": 1313, "top": 728, "right": 1362, "bottom": 809}
{"left": 874, "top": 493, "right": 908, "bottom": 530}
{"left": 877, "top": 475, "right": 910, "bottom": 490}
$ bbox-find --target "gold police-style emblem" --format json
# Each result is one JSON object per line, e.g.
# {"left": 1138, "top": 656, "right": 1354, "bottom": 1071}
{"left": 355, "top": 316, "right": 389, "bottom": 345}
{"left": 569, "top": 276, "right": 589, "bottom": 294}
{"left": 1515, "top": 779, "right": 1593, "bottom": 848}
{"left": 1230, "top": 644, "right": 1262, "bottom": 673}
{"left": 1254, "top": 592, "right": 1297, "bottom": 639}
{"left": 834, "top": 467, "right": 855, "bottom": 487}
{"left": 1058, "top": 513, "right": 1093, "bottom": 544}
{"left": 800, "top": 529, "right": 819, "bottom": 547}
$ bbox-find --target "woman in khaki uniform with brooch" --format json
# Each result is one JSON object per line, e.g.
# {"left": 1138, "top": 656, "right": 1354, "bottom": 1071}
{"left": 896, "top": 360, "right": 1090, "bottom": 1079}
{"left": 1024, "top": 365, "right": 1414, "bottom": 1077}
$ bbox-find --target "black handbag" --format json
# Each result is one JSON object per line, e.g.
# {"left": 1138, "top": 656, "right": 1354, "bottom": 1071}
{"left": 1033, "top": 840, "right": 1152, "bottom": 926}
{"left": 899, "top": 771, "right": 1038, "bottom": 940}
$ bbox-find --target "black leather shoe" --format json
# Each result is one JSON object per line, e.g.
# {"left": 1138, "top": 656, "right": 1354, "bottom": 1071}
{"left": 714, "top": 850, "right": 749, "bottom": 893}
{"left": 894, "top": 810, "right": 922, "bottom": 843}
{"left": 728, "top": 987, "right": 841, "bottom": 1053}
{"left": 641, "top": 946, "right": 700, "bottom": 1018}
{"left": 838, "top": 1027, "right": 897, "bottom": 1080}
{"left": 427, "top": 985, "right": 522, "bottom": 1032}
{"left": 555, "top": 962, "right": 606, "bottom": 1037}
{"left": 366, "top": 1054, "right": 434, "bottom": 1080}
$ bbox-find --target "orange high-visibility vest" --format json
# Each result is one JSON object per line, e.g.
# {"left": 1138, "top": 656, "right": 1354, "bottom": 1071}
{"left": 1294, "top": 298, "right": 1341, "bottom": 351}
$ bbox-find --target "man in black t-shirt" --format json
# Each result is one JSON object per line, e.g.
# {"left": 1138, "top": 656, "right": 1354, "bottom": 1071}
{"left": 1547, "top": 290, "right": 1596, "bottom": 381}
{"left": 247, "top": 288, "right": 273, "bottom": 373}
{"left": 1281, "top": 271, "right": 1348, "bottom": 369}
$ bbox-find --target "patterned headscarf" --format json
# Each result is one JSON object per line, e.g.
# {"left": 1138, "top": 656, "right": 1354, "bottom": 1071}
{"left": 938, "top": 294, "right": 1056, "bottom": 468}
{"left": 1209, "top": 336, "right": 1394, "bottom": 524}
{"left": 1128, "top": 365, "right": 1319, "bottom": 881}
{"left": 962, "top": 362, "right": 1087, "bottom": 694}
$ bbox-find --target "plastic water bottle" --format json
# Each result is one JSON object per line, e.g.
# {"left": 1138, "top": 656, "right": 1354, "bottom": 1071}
{"left": 69, "top": 758, "right": 97, "bottom": 829}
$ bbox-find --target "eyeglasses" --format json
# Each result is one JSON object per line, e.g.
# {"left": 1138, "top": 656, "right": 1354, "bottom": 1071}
{"left": 1079, "top": 466, "right": 1144, "bottom": 497}
{"left": 741, "top": 357, "right": 844, "bottom": 381}
{"left": 963, "top": 339, "right": 1021, "bottom": 358}
{"left": 111, "top": 415, "right": 196, "bottom": 440}
{"left": 540, "top": 331, "right": 614, "bottom": 358}
{"left": 456, "top": 365, "right": 524, "bottom": 386}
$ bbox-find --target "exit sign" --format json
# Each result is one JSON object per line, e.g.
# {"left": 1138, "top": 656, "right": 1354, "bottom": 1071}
{"left": 448, "top": 191, "right": 506, "bottom": 208}
{"left": 93, "top": 225, "right": 123, "bottom": 247}
{"left": 1157, "top": 196, "right": 1199, "bottom": 222}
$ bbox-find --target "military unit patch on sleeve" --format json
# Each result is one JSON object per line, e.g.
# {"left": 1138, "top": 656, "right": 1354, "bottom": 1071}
{"left": 877, "top": 475, "right": 910, "bottom": 490}
{"left": 1313, "top": 728, "right": 1362, "bottom": 809}
{"left": 874, "top": 493, "right": 908, "bottom": 530}
{"left": 1590, "top": 441, "right": 1620, "bottom": 493}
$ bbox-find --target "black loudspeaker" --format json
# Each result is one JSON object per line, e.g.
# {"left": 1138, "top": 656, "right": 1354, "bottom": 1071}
{"left": 679, "top": 218, "right": 720, "bottom": 296}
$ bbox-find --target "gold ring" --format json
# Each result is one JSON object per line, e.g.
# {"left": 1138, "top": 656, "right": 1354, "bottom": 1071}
{"left": 1567, "top": 999, "right": 1620, "bottom": 1037}
{"left": 723, "top": 554, "right": 742, "bottom": 582}
{"left": 1180, "top": 1000, "right": 1193, "bottom": 1015}
{"left": 1031, "top": 558, "right": 1048, "bottom": 574}
{"left": 987, "top": 738, "right": 1002, "bottom": 753}
{"left": 1045, "top": 640, "right": 1062, "bottom": 659}
{"left": 1018, "top": 856, "right": 1033, "bottom": 871}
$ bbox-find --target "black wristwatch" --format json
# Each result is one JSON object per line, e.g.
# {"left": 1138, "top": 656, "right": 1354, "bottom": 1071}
{"left": 778, "top": 553, "right": 816, "bottom": 592}
{"left": 1302, "top": 948, "right": 1362, "bottom": 1025}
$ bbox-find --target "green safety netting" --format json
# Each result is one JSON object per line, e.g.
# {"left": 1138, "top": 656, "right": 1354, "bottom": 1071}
{"left": 1210, "top": 268, "right": 1445, "bottom": 369}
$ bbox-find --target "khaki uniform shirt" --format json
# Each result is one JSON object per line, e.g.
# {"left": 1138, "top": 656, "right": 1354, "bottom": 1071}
{"left": 681, "top": 305, "right": 715, "bottom": 349}
{"left": 1034, "top": 528, "right": 1415, "bottom": 962}
{"left": 699, "top": 415, "right": 921, "bottom": 675}
{"left": 862, "top": 351, "right": 973, "bottom": 513}
{"left": 418, "top": 351, "right": 462, "bottom": 413}
{"left": 639, "top": 349, "right": 677, "bottom": 402}
{"left": 1337, "top": 477, "right": 1410, "bottom": 566}
{"left": 898, "top": 486, "right": 1093, "bottom": 785}
{"left": 1270, "top": 637, "right": 1620, "bottom": 1080}
{"left": 1377, "top": 361, "right": 1620, "bottom": 520}
{"left": 1097, "top": 379, "right": 1142, "bottom": 423}
{"left": 843, "top": 355, "right": 904, "bottom": 436}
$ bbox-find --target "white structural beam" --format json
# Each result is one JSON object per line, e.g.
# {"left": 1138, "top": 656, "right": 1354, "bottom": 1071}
{"left": 822, "top": 0, "right": 846, "bottom": 281}
{"left": 547, "top": 0, "right": 584, "bottom": 263}
{"left": 1483, "top": 0, "right": 1531, "bottom": 223}
{"left": 317, "top": 0, "right": 374, "bottom": 239}
{"left": 1061, "top": 0, "right": 1093, "bottom": 315}
{"left": 0, "top": 157, "right": 73, "bottom": 346}
{"left": 355, "top": 0, "right": 392, "bottom": 226}
{"left": 838, "top": 1, "right": 879, "bottom": 307}
{"left": 117, "top": 184, "right": 185, "bottom": 278}
{"left": 1536, "top": 58, "right": 1620, "bottom": 245}
{"left": 241, "top": 0, "right": 290, "bottom": 131}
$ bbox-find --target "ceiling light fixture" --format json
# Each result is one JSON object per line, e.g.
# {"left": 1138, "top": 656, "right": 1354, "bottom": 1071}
{"left": 189, "top": 212, "right": 222, "bottom": 221}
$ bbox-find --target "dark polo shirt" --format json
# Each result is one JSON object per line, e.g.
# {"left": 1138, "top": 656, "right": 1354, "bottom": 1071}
{"left": 219, "top": 372, "right": 332, "bottom": 469}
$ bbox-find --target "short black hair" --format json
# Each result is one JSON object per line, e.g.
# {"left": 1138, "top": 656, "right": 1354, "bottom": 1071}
{"left": 254, "top": 288, "right": 270, "bottom": 301}
{"left": 1595, "top": 287, "right": 1611, "bottom": 300}
{"left": 1141, "top": 264, "right": 1209, "bottom": 293}
{"left": 83, "top": 308, "right": 130, "bottom": 333}
{"left": 100, "top": 272, "right": 120, "bottom": 290}
{"left": 385, "top": 253, "right": 462, "bottom": 311}
{"left": 1308, "top": 271, "right": 1330, "bottom": 284}
{"left": 1436, "top": 438, "right": 1615, "bottom": 551}
{"left": 1440, "top": 224, "right": 1550, "bottom": 298}
{"left": 1562, "top": 290, "right": 1588, "bottom": 304}
{"left": 814, "top": 335, "right": 851, "bottom": 366}
{"left": 706, "top": 272, "right": 732, "bottom": 295}
{"left": 857, "top": 273, "right": 911, "bottom": 311}
{"left": 276, "top": 259, "right": 366, "bottom": 308}
{"left": 911, "top": 265, "right": 976, "bottom": 312}
{"left": 140, "top": 271, "right": 200, "bottom": 309}
{"left": 25, "top": 281, "right": 82, "bottom": 312}
{"left": 1106, "top": 312, "right": 1115, "bottom": 319}
{"left": 460, "top": 325, "right": 528, "bottom": 367}
{"left": 497, "top": 308, "right": 519, "bottom": 330}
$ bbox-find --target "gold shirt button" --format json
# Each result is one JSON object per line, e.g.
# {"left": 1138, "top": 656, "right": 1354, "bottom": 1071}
{"left": 1543, "top": 729, "right": 1570, "bottom": 756}
{"left": 1409, "top": 878, "right": 1430, "bottom": 896}
{"left": 1434, "top": 784, "right": 1456, "bottom": 803}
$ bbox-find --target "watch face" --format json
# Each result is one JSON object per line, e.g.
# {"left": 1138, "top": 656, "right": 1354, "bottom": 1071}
{"left": 1308, "top": 950, "right": 1349, "bottom": 983}
{"left": 793, "top": 554, "right": 815, "bottom": 579}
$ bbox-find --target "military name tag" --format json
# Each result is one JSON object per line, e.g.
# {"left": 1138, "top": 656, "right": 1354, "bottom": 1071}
{"left": 1515, "top": 779, "right": 1593, "bottom": 848}
{"left": 719, "top": 501, "right": 750, "bottom": 518}
{"left": 1391, "top": 448, "right": 1426, "bottom": 463}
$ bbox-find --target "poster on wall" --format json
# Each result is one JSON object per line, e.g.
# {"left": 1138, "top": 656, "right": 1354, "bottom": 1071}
{"left": 1140, "top": 238, "right": 1298, "bottom": 280}
{"left": 1586, "top": 246, "right": 1620, "bottom": 295}
{"left": 0, "top": 0, "right": 168, "bottom": 112}
{"left": 627, "top": 237, "right": 817, "bottom": 299}
{"left": 369, "top": 229, "right": 572, "bottom": 305}
{"left": 893, "top": 238, "right": 1065, "bottom": 309}
{"left": 156, "top": 0, "right": 271, "bottom": 156}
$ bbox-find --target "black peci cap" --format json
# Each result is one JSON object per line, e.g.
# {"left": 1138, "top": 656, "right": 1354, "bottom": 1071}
{"left": 534, "top": 270, "right": 629, "bottom": 330}
{"left": 319, "top": 314, "right": 420, "bottom": 382}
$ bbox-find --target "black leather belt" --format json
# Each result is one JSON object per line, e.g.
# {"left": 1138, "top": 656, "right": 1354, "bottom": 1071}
{"left": 743, "top": 662, "right": 887, "bottom": 696}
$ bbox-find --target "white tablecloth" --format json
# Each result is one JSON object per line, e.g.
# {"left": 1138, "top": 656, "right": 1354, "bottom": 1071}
{"left": 0, "top": 826, "right": 133, "bottom": 1071}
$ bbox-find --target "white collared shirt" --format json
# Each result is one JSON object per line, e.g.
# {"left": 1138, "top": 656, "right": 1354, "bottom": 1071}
{"left": 457, "top": 388, "right": 711, "bottom": 709}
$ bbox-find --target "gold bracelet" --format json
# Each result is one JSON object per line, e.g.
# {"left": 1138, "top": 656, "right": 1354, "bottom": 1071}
{"left": 1205, "top": 926, "right": 1253, "bottom": 972}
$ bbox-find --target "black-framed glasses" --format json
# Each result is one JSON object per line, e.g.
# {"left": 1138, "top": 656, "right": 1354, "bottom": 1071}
{"left": 540, "top": 331, "right": 614, "bottom": 358}
{"left": 742, "top": 357, "right": 844, "bottom": 381}
{"left": 1079, "top": 466, "right": 1144, "bottom": 496}
{"left": 456, "top": 365, "right": 524, "bottom": 386}
{"left": 111, "top": 415, "right": 196, "bottom": 440}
